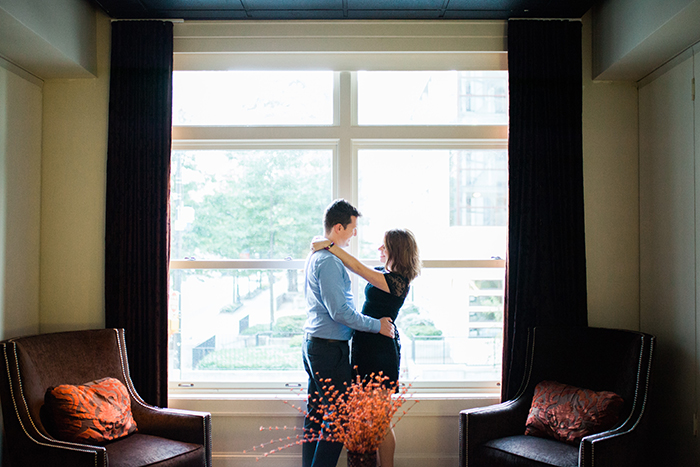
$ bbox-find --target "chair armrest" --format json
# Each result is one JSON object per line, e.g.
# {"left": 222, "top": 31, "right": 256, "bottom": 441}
{"left": 8, "top": 437, "right": 107, "bottom": 467}
{"left": 459, "top": 397, "right": 530, "bottom": 467}
{"left": 132, "top": 401, "right": 211, "bottom": 446}
{"left": 579, "top": 418, "right": 650, "bottom": 467}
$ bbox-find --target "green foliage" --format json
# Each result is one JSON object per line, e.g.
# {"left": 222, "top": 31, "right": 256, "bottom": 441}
{"left": 288, "top": 334, "right": 304, "bottom": 348}
{"left": 473, "top": 280, "right": 503, "bottom": 290}
{"left": 177, "top": 150, "right": 331, "bottom": 261}
{"left": 469, "top": 295, "right": 503, "bottom": 307}
{"left": 240, "top": 324, "right": 269, "bottom": 335}
{"left": 469, "top": 311, "right": 503, "bottom": 322}
{"left": 404, "top": 324, "right": 443, "bottom": 337}
{"left": 220, "top": 303, "right": 243, "bottom": 314}
{"left": 396, "top": 303, "right": 443, "bottom": 337}
{"left": 196, "top": 346, "right": 303, "bottom": 370}
{"left": 239, "top": 314, "right": 306, "bottom": 336}
{"left": 197, "top": 315, "right": 306, "bottom": 370}
{"left": 400, "top": 303, "right": 420, "bottom": 316}
{"left": 273, "top": 315, "right": 307, "bottom": 334}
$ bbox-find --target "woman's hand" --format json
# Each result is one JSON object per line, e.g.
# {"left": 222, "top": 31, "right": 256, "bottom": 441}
{"left": 311, "top": 236, "right": 332, "bottom": 252}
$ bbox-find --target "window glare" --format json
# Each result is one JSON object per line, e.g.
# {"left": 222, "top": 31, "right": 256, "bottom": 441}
{"left": 358, "top": 70, "right": 508, "bottom": 126}
{"left": 357, "top": 149, "right": 507, "bottom": 261}
{"left": 172, "top": 71, "right": 334, "bottom": 126}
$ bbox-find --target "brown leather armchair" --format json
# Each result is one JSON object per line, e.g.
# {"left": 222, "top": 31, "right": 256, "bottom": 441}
{"left": 0, "top": 328, "right": 212, "bottom": 466}
{"left": 460, "top": 326, "right": 655, "bottom": 467}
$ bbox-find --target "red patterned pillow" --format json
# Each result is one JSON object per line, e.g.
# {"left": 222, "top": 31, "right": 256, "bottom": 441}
{"left": 44, "top": 377, "right": 138, "bottom": 443}
{"left": 525, "top": 380, "right": 624, "bottom": 445}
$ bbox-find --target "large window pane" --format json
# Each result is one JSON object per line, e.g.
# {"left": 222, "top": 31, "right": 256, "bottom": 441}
{"left": 173, "top": 71, "right": 334, "bottom": 126}
{"left": 171, "top": 149, "right": 333, "bottom": 260}
{"left": 450, "top": 150, "right": 507, "bottom": 226}
{"left": 390, "top": 268, "right": 503, "bottom": 382}
{"left": 169, "top": 267, "right": 504, "bottom": 384}
{"left": 357, "top": 71, "right": 507, "bottom": 126}
{"left": 357, "top": 149, "right": 507, "bottom": 260}
{"left": 169, "top": 269, "right": 307, "bottom": 383}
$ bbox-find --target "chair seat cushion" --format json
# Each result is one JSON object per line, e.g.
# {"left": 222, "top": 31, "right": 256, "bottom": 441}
{"left": 478, "top": 435, "right": 579, "bottom": 467}
{"left": 105, "top": 433, "right": 205, "bottom": 466}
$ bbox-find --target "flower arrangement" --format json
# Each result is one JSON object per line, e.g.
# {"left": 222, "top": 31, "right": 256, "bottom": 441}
{"left": 246, "top": 371, "right": 417, "bottom": 461}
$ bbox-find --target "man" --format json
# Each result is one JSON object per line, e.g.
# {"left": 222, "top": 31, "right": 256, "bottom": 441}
{"left": 302, "top": 199, "right": 395, "bottom": 467}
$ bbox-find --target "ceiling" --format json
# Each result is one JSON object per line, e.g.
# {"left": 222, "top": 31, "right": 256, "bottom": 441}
{"left": 90, "top": 0, "right": 597, "bottom": 21}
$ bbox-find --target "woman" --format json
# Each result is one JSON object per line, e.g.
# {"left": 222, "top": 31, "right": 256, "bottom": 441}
{"left": 312, "top": 228, "right": 421, "bottom": 467}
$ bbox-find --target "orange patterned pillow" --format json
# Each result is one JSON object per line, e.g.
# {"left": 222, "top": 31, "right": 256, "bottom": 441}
{"left": 525, "top": 380, "right": 624, "bottom": 445}
{"left": 44, "top": 377, "right": 138, "bottom": 443}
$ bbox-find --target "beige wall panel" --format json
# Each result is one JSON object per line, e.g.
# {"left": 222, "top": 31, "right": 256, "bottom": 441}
{"left": 39, "top": 10, "right": 110, "bottom": 332}
{"left": 0, "top": 64, "right": 42, "bottom": 340}
{"left": 639, "top": 54, "right": 696, "bottom": 466}
{"left": 582, "top": 12, "right": 640, "bottom": 330}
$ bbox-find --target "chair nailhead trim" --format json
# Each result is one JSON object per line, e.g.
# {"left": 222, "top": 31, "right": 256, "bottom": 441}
{"left": 2, "top": 343, "right": 104, "bottom": 467}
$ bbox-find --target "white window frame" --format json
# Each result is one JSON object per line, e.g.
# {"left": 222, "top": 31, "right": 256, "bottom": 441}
{"left": 169, "top": 20, "right": 507, "bottom": 395}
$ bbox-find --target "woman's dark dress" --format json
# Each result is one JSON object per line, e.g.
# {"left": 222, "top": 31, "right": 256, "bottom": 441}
{"left": 351, "top": 267, "right": 410, "bottom": 385}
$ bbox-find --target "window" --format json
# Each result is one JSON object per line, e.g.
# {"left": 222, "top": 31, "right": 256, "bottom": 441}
{"left": 450, "top": 150, "right": 507, "bottom": 227}
{"left": 357, "top": 71, "right": 507, "bottom": 126}
{"left": 172, "top": 71, "right": 334, "bottom": 126}
{"left": 169, "top": 22, "right": 507, "bottom": 393}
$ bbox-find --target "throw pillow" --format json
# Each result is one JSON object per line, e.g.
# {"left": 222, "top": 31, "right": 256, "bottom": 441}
{"left": 524, "top": 380, "right": 624, "bottom": 445}
{"left": 44, "top": 376, "right": 138, "bottom": 444}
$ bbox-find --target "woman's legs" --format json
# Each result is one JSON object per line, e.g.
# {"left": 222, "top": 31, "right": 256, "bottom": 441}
{"left": 378, "top": 428, "right": 395, "bottom": 467}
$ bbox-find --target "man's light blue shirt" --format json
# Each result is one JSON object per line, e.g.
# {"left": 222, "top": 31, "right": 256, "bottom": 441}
{"left": 303, "top": 249, "right": 380, "bottom": 340}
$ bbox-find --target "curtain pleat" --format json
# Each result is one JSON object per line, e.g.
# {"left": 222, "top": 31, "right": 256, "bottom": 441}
{"left": 105, "top": 20, "right": 173, "bottom": 408}
{"left": 502, "top": 20, "right": 588, "bottom": 401}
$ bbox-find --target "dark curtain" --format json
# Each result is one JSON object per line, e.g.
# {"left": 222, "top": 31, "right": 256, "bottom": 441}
{"left": 502, "top": 20, "right": 588, "bottom": 401}
{"left": 105, "top": 20, "right": 173, "bottom": 408}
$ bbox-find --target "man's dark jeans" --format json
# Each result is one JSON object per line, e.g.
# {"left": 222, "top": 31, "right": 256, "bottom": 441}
{"left": 302, "top": 337, "right": 351, "bottom": 467}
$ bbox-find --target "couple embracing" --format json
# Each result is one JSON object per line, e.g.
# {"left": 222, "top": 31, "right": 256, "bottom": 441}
{"left": 302, "top": 199, "right": 421, "bottom": 467}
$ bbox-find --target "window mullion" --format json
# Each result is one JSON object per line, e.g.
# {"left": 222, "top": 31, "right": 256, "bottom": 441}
{"left": 337, "top": 70, "right": 354, "bottom": 202}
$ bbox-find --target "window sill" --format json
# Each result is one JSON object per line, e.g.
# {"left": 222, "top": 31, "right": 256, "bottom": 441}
{"left": 168, "top": 391, "right": 500, "bottom": 402}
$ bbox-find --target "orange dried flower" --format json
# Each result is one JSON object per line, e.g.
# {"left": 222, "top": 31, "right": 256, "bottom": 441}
{"left": 249, "top": 371, "right": 417, "bottom": 460}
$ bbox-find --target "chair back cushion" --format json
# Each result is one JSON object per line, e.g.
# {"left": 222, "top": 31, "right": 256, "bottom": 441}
{"left": 3, "top": 329, "right": 131, "bottom": 438}
{"left": 522, "top": 326, "right": 649, "bottom": 425}
{"left": 524, "top": 380, "right": 624, "bottom": 444}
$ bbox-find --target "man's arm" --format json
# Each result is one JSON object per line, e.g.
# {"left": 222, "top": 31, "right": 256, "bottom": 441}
{"left": 317, "top": 255, "right": 394, "bottom": 337}
{"left": 378, "top": 317, "right": 395, "bottom": 338}
{"left": 312, "top": 238, "right": 390, "bottom": 293}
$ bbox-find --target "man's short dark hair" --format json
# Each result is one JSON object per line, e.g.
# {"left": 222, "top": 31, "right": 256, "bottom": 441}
{"left": 324, "top": 199, "right": 361, "bottom": 234}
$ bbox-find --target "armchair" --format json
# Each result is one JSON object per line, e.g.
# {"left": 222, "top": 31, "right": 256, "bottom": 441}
{"left": 0, "top": 328, "right": 212, "bottom": 466}
{"left": 460, "top": 326, "right": 654, "bottom": 467}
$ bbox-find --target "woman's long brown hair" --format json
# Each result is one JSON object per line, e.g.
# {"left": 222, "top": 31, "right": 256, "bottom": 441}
{"left": 384, "top": 229, "right": 421, "bottom": 282}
